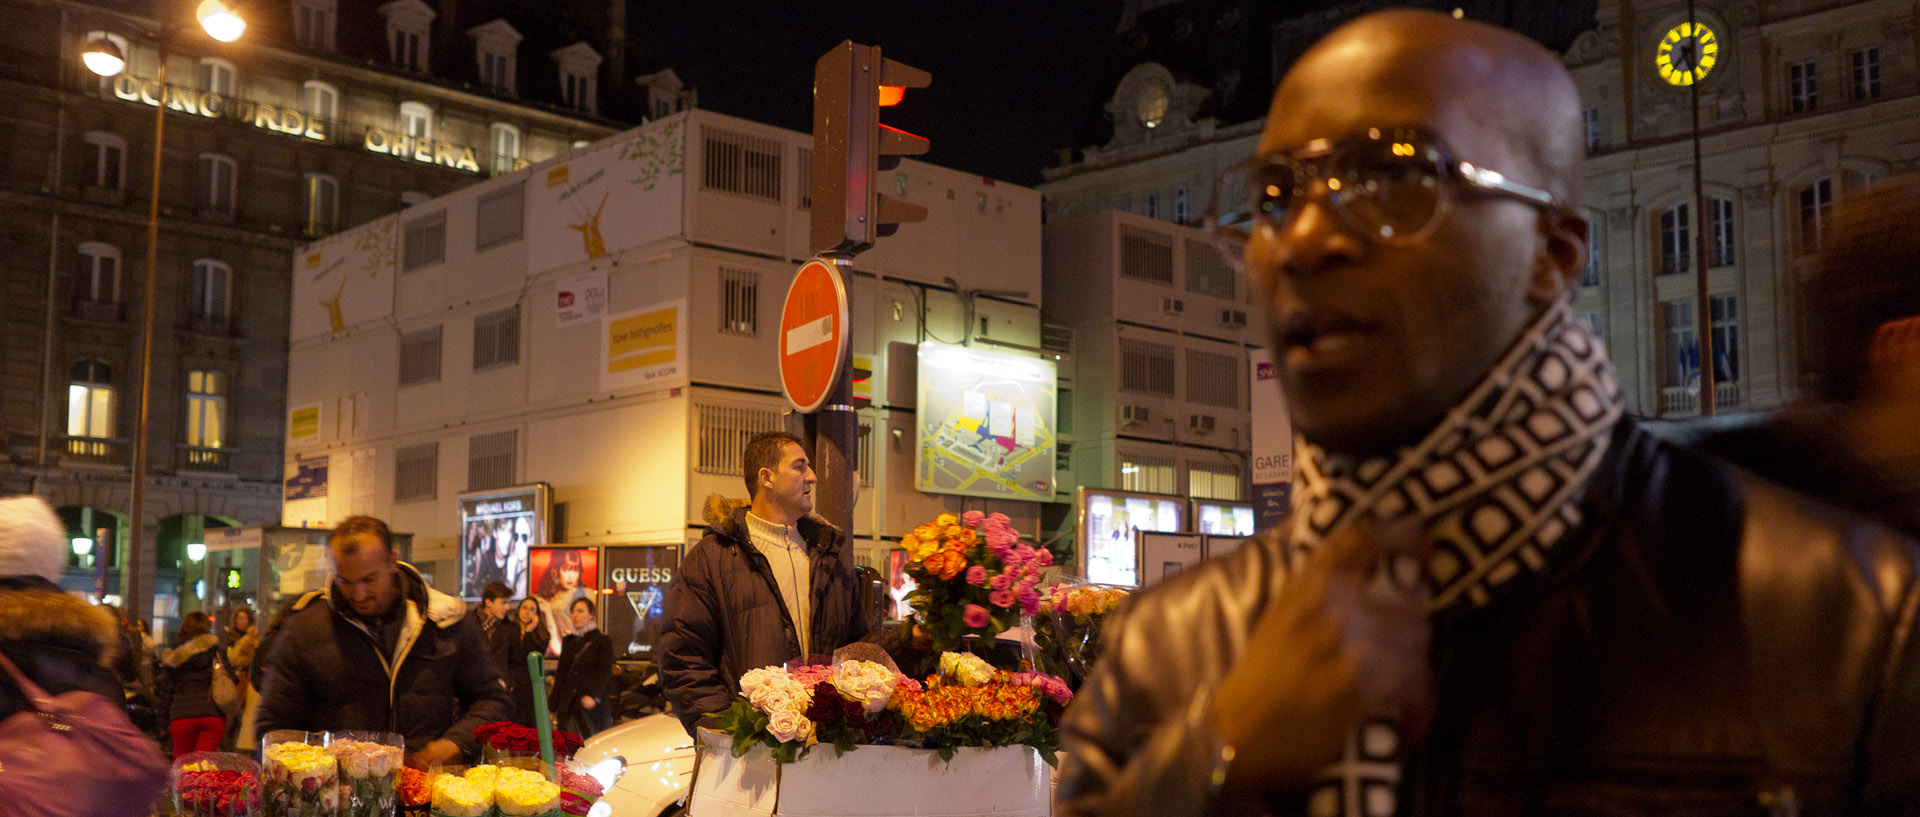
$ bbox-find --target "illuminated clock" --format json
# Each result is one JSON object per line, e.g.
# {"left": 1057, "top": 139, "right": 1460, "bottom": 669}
{"left": 1656, "top": 21, "right": 1720, "bottom": 86}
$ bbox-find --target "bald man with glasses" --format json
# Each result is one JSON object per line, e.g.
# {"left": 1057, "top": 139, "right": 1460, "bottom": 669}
{"left": 1056, "top": 10, "right": 1920, "bottom": 817}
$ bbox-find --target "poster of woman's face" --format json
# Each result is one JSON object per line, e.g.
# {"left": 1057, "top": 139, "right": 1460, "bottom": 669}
{"left": 530, "top": 547, "right": 599, "bottom": 614}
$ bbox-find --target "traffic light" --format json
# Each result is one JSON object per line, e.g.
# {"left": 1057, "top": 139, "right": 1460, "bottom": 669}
{"left": 811, "top": 40, "right": 930, "bottom": 256}
{"left": 224, "top": 567, "right": 241, "bottom": 590}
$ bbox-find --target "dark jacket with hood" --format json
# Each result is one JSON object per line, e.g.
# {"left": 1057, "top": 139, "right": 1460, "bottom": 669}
{"left": 0, "top": 576, "right": 124, "bottom": 722}
{"left": 158, "top": 632, "right": 224, "bottom": 722}
{"left": 255, "top": 561, "right": 510, "bottom": 759}
{"left": 661, "top": 496, "right": 868, "bottom": 734}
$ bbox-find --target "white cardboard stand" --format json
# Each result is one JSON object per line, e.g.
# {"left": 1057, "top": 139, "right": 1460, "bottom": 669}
{"left": 689, "top": 729, "right": 1051, "bottom": 817}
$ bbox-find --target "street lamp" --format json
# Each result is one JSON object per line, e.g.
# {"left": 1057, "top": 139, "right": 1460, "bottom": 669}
{"left": 82, "top": 0, "right": 245, "bottom": 625}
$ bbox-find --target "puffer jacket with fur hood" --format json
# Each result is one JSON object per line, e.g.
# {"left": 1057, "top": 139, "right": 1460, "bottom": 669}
{"left": 660, "top": 496, "right": 868, "bottom": 734}
{"left": 159, "top": 632, "right": 224, "bottom": 722}
{"left": 0, "top": 577, "right": 123, "bottom": 721}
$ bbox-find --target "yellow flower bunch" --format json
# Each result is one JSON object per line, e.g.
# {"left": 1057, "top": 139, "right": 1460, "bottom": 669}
{"left": 264, "top": 741, "right": 337, "bottom": 780}
{"left": 494, "top": 768, "right": 561, "bottom": 817}
{"left": 902, "top": 513, "right": 977, "bottom": 580}
{"left": 430, "top": 775, "right": 490, "bottom": 817}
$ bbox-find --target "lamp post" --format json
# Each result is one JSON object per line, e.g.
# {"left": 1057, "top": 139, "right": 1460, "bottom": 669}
{"left": 82, "top": 0, "right": 244, "bottom": 625}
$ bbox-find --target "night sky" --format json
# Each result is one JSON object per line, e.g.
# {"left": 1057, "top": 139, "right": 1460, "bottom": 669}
{"left": 627, "top": 1, "right": 1127, "bottom": 187}
{"left": 625, "top": 2, "right": 1597, "bottom": 189}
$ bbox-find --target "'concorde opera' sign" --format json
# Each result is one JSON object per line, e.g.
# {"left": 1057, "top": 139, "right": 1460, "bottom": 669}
{"left": 111, "top": 75, "right": 485, "bottom": 173}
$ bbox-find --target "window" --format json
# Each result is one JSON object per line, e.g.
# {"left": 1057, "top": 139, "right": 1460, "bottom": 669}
{"left": 67, "top": 360, "right": 114, "bottom": 439}
{"left": 197, "top": 153, "right": 236, "bottom": 215}
{"left": 1119, "top": 338, "right": 1176, "bottom": 396}
{"left": 398, "top": 101, "right": 433, "bottom": 140}
{"left": 1186, "top": 350, "right": 1239, "bottom": 408}
{"left": 551, "top": 42, "right": 602, "bottom": 115}
{"left": 1659, "top": 203, "right": 1690, "bottom": 275}
{"left": 185, "top": 370, "right": 224, "bottom": 449}
{"left": 1852, "top": 48, "right": 1880, "bottom": 101}
{"left": 82, "top": 131, "right": 125, "bottom": 191}
{"left": 293, "top": 0, "right": 336, "bottom": 50}
{"left": 1789, "top": 60, "right": 1817, "bottom": 113}
{"left": 402, "top": 210, "right": 446, "bottom": 271}
{"left": 77, "top": 242, "right": 119, "bottom": 304}
{"left": 1189, "top": 466, "right": 1242, "bottom": 501}
{"left": 1664, "top": 299, "right": 1696, "bottom": 388}
{"left": 197, "top": 58, "right": 235, "bottom": 96}
{"left": 387, "top": 15, "right": 427, "bottom": 72}
{"left": 399, "top": 326, "right": 442, "bottom": 385}
{"left": 303, "top": 80, "right": 337, "bottom": 125}
{"left": 1584, "top": 105, "right": 1600, "bottom": 151}
{"left": 472, "top": 306, "right": 520, "bottom": 370}
{"left": 1119, "top": 452, "right": 1178, "bottom": 495}
{"left": 1582, "top": 220, "right": 1601, "bottom": 287}
{"left": 395, "top": 442, "right": 437, "bottom": 502}
{"left": 488, "top": 122, "right": 521, "bottom": 175}
{"left": 475, "top": 185, "right": 524, "bottom": 250}
{"left": 701, "top": 125, "right": 782, "bottom": 203}
{"left": 1710, "top": 294, "right": 1739, "bottom": 382}
{"left": 796, "top": 149, "right": 813, "bottom": 210}
{"left": 481, "top": 50, "right": 510, "bottom": 90}
{"left": 1185, "top": 239, "right": 1235, "bottom": 298}
{"left": 190, "top": 259, "right": 231, "bottom": 323}
{"left": 1709, "top": 197, "right": 1735, "bottom": 266}
{"left": 304, "top": 173, "right": 339, "bottom": 236}
{"left": 694, "top": 403, "right": 783, "bottom": 475}
{"left": 1174, "top": 187, "right": 1189, "bottom": 224}
{"left": 1145, "top": 193, "right": 1159, "bottom": 220}
{"left": 720, "top": 267, "right": 758, "bottom": 336}
{"left": 468, "top": 430, "right": 516, "bottom": 491}
{"left": 1120, "top": 228, "right": 1174, "bottom": 284}
{"left": 1799, "top": 178, "right": 1832, "bottom": 252}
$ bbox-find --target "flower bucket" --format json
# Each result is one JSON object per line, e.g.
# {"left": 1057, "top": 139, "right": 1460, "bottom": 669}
{"left": 688, "top": 729, "right": 1050, "bottom": 817}
{"left": 328, "top": 731, "right": 404, "bottom": 817}
{"left": 172, "top": 751, "right": 264, "bottom": 817}
{"left": 260, "top": 731, "right": 338, "bottom": 817}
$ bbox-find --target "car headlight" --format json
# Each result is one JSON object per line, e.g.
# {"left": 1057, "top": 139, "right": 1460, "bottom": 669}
{"left": 588, "top": 756, "right": 626, "bottom": 791}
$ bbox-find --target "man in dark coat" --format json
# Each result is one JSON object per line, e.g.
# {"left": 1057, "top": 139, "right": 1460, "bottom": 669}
{"left": 660, "top": 431, "right": 868, "bottom": 735}
{"left": 1057, "top": 11, "right": 1920, "bottom": 816}
{"left": 256, "top": 516, "right": 510, "bottom": 768}
{"left": 468, "top": 581, "right": 518, "bottom": 682}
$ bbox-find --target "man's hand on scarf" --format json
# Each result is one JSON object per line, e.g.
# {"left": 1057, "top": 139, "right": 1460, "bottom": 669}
{"left": 1208, "top": 517, "right": 1433, "bottom": 799}
{"left": 404, "top": 738, "right": 463, "bottom": 770}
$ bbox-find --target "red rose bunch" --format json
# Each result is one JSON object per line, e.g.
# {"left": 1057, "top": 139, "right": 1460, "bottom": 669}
{"left": 474, "top": 721, "right": 586, "bottom": 758}
{"left": 177, "top": 769, "right": 262, "bottom": 817}
{"left": 556, "top": 766, "right": 604, "bottom": 816}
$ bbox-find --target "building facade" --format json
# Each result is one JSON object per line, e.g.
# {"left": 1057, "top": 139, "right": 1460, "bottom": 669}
{"left": 1568, "top": 0, "right": 1920, "bottom": 416}
{"left": 281, "top": 108, "right": 1046, "bottom": 591}
{"left": 0, "top": 0, "right": 621, "bottom": 626}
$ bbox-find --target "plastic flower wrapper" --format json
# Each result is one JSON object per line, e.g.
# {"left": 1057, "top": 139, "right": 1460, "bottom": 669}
{"left": 494, "top": 766, "right": 563, "bottom": 817}
{"left": 937, "top": 651, "right": 997, "bottom": 687}
{"left": 172, "top": 751, "right": 263, "bottom": 817}
{"left": 1025, "top": 576, "right": 1131, "bottom": 689}
{"left": 328, "top": 731, "right": 404, "bottom": 817}
{"left": 901, "top": 511, "right": 1050, "bottom": 654}
{"left": 260, "top": 731, "right": 338, "bottom": 817}
{"left": 555, "top": 761, "right": 605, "bottom": 817}
{"left": 429, "top": 773, "right": 490, "bottom": 817}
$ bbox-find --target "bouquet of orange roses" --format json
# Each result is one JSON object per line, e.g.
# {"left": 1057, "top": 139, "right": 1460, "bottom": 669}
{"left": 901, "top": 511, "right": 1051, "bottom": 654}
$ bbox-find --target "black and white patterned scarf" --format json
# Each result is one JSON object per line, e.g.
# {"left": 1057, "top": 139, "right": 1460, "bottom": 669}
{"left": 1286, "top": 298, "right": 1624, "bottom": 817}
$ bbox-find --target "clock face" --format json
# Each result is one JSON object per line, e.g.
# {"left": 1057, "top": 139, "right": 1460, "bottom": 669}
{"left": 1656, "top": 21, "right": 1720, "bottom": 86}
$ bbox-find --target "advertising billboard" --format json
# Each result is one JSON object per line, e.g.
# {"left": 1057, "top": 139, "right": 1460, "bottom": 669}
{"left": 457, "top": 484, "right": 550, "bottom": 599}
{"left": 530, "top": 546, "right": 601, "bottom": 638}
{"left": 1076, "top": 488, "right": 1185, "bottom": 586}
{"left": 604, "top": 545, "right": 678, "bottom": 660}
{"left": 914, "top": 343, "right": 1058, "bottom": 502}
{"left": 1195, "top": 500, "right": 1257, "bottom": 538}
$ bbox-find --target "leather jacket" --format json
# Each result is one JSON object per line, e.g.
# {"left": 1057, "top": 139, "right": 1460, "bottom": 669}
{"left": 1057, "top": 419, "right": 1920, "bottom": 816}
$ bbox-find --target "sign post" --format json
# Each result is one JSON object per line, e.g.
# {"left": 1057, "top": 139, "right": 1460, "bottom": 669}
{"left": 779, "top": 257, "right": 857, "bottom": 539}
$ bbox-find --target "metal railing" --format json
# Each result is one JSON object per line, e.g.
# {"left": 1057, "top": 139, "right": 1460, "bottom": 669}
{"left": 62, "top": 435, "right": 127, "bottom": 465}
{"left": 1660, "top": 380, "right": 1741, "bottom": 416}
{"left": 176, "top": 444, "right": 231, "bottom": 472}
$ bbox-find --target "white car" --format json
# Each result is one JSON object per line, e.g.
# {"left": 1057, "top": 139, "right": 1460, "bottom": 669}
{"left": 577, "top": 713, "right": 697, "bottom": 816}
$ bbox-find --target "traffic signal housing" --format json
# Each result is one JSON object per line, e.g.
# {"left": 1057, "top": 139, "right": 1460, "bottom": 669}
{"left": 811, "top": 40, "right": 930, "bottom": 256}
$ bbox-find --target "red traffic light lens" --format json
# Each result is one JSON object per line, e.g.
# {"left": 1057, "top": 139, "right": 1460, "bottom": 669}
{"left": 878, "top": 85, "right": 907, "bottom": 107}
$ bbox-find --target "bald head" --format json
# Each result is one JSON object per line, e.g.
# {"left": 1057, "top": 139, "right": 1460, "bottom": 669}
{"left": 1269, "top": 9, "right": 1585, "bottom": 204}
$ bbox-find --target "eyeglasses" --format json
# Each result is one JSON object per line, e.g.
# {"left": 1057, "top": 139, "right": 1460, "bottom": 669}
{"left": 1205, "top": 126, "right": 1559, "bottom": 258}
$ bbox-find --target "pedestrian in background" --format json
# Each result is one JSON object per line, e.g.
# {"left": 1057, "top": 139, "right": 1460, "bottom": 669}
{"left": 469, "top": 581, "right": 517, "bottom": 678}
{"left": 158, "top": 611, "right": 225, "bottom": 757}
{"left": 550, "top": 597, "right": 612, "bottom": 738}
{"left": 509, "top": 597, "right": 549, "bottom": 727}
{"left": 221, "top": 606, "right": 258, "bottom": 750}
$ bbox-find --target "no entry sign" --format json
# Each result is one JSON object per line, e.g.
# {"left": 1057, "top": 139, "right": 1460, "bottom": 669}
{"left": 779, "top": 258, "right": 851, "bottom": 413}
